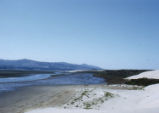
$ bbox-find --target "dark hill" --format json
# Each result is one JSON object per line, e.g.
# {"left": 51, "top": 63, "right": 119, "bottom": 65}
{"left": 0, "top": 59, "right": 101, "bottom": 71}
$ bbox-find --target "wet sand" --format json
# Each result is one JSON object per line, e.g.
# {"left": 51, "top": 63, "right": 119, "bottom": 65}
{"left": 0, "top": 85, "right": 77, "bottom": 113}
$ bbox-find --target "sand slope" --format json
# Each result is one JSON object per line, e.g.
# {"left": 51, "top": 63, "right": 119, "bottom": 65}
{"left": 127, "top": 70, "right": 159, "bottom": 79}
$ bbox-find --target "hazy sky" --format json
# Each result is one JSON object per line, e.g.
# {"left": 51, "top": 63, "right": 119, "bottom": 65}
{"left": 0, "top": 0, "right": 159, "bottom": 69}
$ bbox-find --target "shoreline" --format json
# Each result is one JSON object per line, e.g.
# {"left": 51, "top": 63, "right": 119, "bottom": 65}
{"left": 0, "top": 72, "right": 105, "bottom": 93}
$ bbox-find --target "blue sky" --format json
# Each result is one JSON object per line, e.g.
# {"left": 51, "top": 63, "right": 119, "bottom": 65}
{"left": 0, "top": 0, "right": 159, "bottom": 69}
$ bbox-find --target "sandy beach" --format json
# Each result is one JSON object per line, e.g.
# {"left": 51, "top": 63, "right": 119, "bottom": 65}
{"left": 0, "top": 84, "right": 143, "bottom": 113}
{"left": 24, "top": 83, "right": 159, "bottom": 113}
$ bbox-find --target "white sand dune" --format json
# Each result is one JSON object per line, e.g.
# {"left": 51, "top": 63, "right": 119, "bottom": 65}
{"left": 127, "top": 70, "right": 159, "bottom": 79}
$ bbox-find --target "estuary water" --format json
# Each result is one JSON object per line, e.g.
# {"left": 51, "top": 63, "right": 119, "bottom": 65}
{"left": 0, "top": 73, "right": 105, "bottom": 93}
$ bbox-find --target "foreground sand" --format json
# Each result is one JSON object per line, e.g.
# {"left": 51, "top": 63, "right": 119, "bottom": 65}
{"left": 0, "top": 84, "right": 142, "bottom": 113}
{"left": 25, "top": 84, "right": 159, "bottom": 113}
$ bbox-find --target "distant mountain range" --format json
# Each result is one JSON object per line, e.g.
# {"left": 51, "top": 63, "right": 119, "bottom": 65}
{"left": 0, "top": 59, "right": 101, "bottom": 71}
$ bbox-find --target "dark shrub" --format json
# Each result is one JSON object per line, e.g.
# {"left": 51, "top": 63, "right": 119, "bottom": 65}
{"left": 125, "top": 78, "right": 159, "bottom": 86}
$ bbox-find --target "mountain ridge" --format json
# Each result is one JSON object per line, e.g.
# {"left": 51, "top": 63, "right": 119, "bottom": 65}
{"left": 0, "top": 59, "right": 101, "bottom": 71}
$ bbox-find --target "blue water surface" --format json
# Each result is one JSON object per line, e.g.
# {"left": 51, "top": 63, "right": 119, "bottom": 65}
{"left": 0, "top": 73, "right": 105, "bottom": 93}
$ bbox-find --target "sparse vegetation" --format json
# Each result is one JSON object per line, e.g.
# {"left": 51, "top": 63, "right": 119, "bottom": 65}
{"left": 125, "top": 78, "right": 159, "bottom": 86}
{"left": 84, "top": 103, "right": 92, "bottom": 109}
{"left": 104, "top": 92, "right": 114, "bottom": 98}
{"left": 64, "top": 89, "right": 114, "bottom": 110}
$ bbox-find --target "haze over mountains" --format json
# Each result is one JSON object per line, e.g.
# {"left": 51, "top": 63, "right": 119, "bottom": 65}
{"left": 0, "top": 59, "right": 101, "bottom": 71}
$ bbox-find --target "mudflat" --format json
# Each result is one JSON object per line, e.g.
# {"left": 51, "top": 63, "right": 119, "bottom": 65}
{"left": 0, "top": 85, "right": 77, "bottom": 113}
